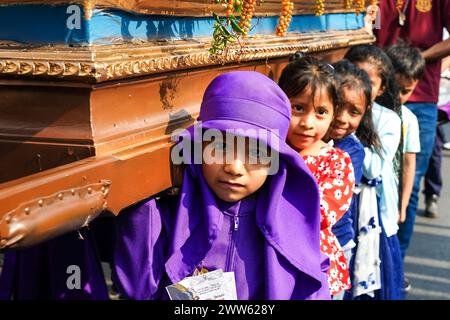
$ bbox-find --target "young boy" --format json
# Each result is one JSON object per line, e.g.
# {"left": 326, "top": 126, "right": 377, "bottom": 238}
{"left": 385, "top": 42, "right": 425, "bottom": 240}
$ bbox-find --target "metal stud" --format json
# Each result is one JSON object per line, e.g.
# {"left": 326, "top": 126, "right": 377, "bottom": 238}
{"left": 71, "top": 189, "right": 76, "bottom": 195}
{"left": 5, "top": 215, "right": 12, "bottom": 224}
{"left": 24, "top": 207, "right": 30, "bottom": 215}
{"left": 88, "top": 187, "right": 93, "bottom": 194}
{"left": 38, "top": 199, "right": 44, "bottom": 207}
{"left": 58, "top": 193, "right": 63, "bottom": 200}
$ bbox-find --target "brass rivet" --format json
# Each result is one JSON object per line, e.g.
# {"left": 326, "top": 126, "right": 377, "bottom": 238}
{"left": 38, "top": 199, "right": 44, "bottom": 207}
{"left": 101, "top": 186, "right": 105, "bottom": 192}
{"left": 58, "top": 193, "right": 63, "bottom": 200}
{"left": 88, "top": 187, "right": 93, "bottom": 194}
{"left": 24, "top": 207, "right": 30, "bottom": 215}
{"left": 71, "top": 189, "right": 76, "bottom": 195}
{"left": 5, "top": 215, "right": 12, "bottom": 223}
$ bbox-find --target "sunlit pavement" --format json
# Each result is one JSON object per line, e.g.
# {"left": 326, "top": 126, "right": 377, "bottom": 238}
{"left": 404, "top": 148, "right": 450, "bottom": 300}
{"left": 404, "top": 75, "right": 450, "bottom": 300}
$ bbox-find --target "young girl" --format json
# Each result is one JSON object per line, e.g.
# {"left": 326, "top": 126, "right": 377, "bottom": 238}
{"left": 112, "top": 71, "right": 330, "bottom": 300}
{"left": 329, "top": 59, "right": 382, "bottom": 300}
{"left": 278, "top": 55, "right": 355, "bottom": 297}
{"left": 345, "top": 44, "right": 404, "bottom": 300}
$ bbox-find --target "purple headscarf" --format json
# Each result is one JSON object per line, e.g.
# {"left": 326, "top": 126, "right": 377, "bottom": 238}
{"left": 113, "top": 71, "right": 330, "bottom": 300}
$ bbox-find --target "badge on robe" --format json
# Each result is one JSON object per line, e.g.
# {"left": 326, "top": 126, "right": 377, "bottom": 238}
{"left": 166, "top": 269, "right": 238, "bottom": 300}
{"left": 415, "top": 0, "right": 432, "bottom": 13}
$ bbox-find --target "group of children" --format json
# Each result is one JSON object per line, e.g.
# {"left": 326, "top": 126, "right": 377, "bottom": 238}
{"left": 0, "top": 42, "right": 426, "bottom": 300}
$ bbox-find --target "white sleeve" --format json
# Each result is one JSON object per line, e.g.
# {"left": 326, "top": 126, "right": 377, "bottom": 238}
{"left": 363, "top": 110, "right": 401, "bottom": 179}
{"left": 402, "top": 108, "right": 421, "bottom": 154}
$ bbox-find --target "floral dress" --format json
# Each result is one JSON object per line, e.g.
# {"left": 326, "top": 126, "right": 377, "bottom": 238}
{"left": 303, "top": 145, "right": 355, "bottom": 295}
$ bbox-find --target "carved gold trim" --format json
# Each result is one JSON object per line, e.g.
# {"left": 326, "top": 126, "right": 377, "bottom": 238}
{"left": 0, "top": 29, "right": 374, "bottom": 83}
{"left": 0, "top": 0, "right": 362, "bottom": 17}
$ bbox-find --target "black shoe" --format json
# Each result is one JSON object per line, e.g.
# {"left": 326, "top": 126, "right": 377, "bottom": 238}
{"left": 425, "top": 194, "right": 439, "bottom": 218}
{"left": 404, "top": 277, "right": 411, "bottom": 293}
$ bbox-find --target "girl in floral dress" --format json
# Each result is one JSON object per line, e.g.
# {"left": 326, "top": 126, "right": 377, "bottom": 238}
{"left": 278, "top": 55, "right": 355, "bottom": 297}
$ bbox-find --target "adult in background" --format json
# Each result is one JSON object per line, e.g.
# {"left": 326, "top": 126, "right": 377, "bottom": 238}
{"left": 422, "top": 48, "right": 450, "bottom": 218}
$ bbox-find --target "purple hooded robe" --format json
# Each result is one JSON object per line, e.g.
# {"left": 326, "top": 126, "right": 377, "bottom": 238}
{"left": 112, "top": 71, "right": 330, "bottom": 300}
{"left": 0, "top": 228, "right": 109, "bottom": 300}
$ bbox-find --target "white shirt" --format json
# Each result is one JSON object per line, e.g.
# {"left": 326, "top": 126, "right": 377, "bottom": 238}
{"left": 363, "top": 103, "right": 401, "bottom": 237}
{"left": 402, "top": 105, "right": 421, "bottom": 154}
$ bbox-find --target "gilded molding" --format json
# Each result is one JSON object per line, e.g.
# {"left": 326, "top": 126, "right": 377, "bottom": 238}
{"left": 0, "top": 29, "right": 375, "bottom": 83}
{"left": 0, "top": 1, "right": 358, "bottom": 17}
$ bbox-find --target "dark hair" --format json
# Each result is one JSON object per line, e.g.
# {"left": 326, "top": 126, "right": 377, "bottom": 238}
{"left": 345, "top": 44, "right": 401, "bottom": 114}
{"left": 385, "top": 40, "right": 426, "bottom": 81}
{"left": 332, "top": 59, "right": 382, "bottom": 154}
{"left": 278, "top": 53, "right": 339, "bottom": 114}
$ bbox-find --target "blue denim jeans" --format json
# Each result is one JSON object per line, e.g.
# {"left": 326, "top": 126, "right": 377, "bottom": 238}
{"left": 423, "top": 124, "right": 443, "bottom": 197}
{"left": 397, "top": 103, "right": 437, "bottom": 259}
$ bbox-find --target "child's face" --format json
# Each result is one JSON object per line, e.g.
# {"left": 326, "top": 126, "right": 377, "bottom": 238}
{"left": 287, "top": 84, "right": 334, "bottom": 153}
{"left": 355, "top": 61, "right": 384, "bottom": 102}
{"left": 395, "top": 74, "right": 419, "bottom": 105}
{"left": 202, "top": 136, "right": 271, "bottom": 202}
{"left": 330, "top": 86, "right": 367, "bottom": 140}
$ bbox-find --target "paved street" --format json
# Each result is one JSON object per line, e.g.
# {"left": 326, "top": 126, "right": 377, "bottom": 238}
{"left": 404, "top": 148, "right": 450, "bottom": 300}
{"left": 404, "top": 75, "right": 450, "bottom": 300}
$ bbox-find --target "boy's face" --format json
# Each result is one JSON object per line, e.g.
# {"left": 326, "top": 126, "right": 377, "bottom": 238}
{"left": 202, "top": 135, "right": 271, "bottom": 202}
{"left": 395, "top": 74, "right": 419, "bottom": 105}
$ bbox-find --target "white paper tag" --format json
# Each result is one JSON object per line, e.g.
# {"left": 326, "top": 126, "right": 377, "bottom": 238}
{"left": 223, "top": 272, "right": 238, "bottom": 300}
{"left": 166, "top": 269, "right": 237, "bottom": 300}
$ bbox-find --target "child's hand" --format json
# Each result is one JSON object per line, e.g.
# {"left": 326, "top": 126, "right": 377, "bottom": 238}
{"left": 398, "top": 209, "right": 407, "bottom": 224}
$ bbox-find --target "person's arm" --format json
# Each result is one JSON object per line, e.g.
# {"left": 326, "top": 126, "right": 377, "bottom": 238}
{"left": 421, "top": 38, "right": 450, "bottom": 63}
{"left": 399, "top": 153, "right": 416, "bottom": 224}
{"left": 422, "top": 0, "right": 450, "bottom": 62}
{"left": 112, "top": 197, "right": 167, "bottom": 300}
{"left": 442, "top": 55, "right": 450, "bottom": 73}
